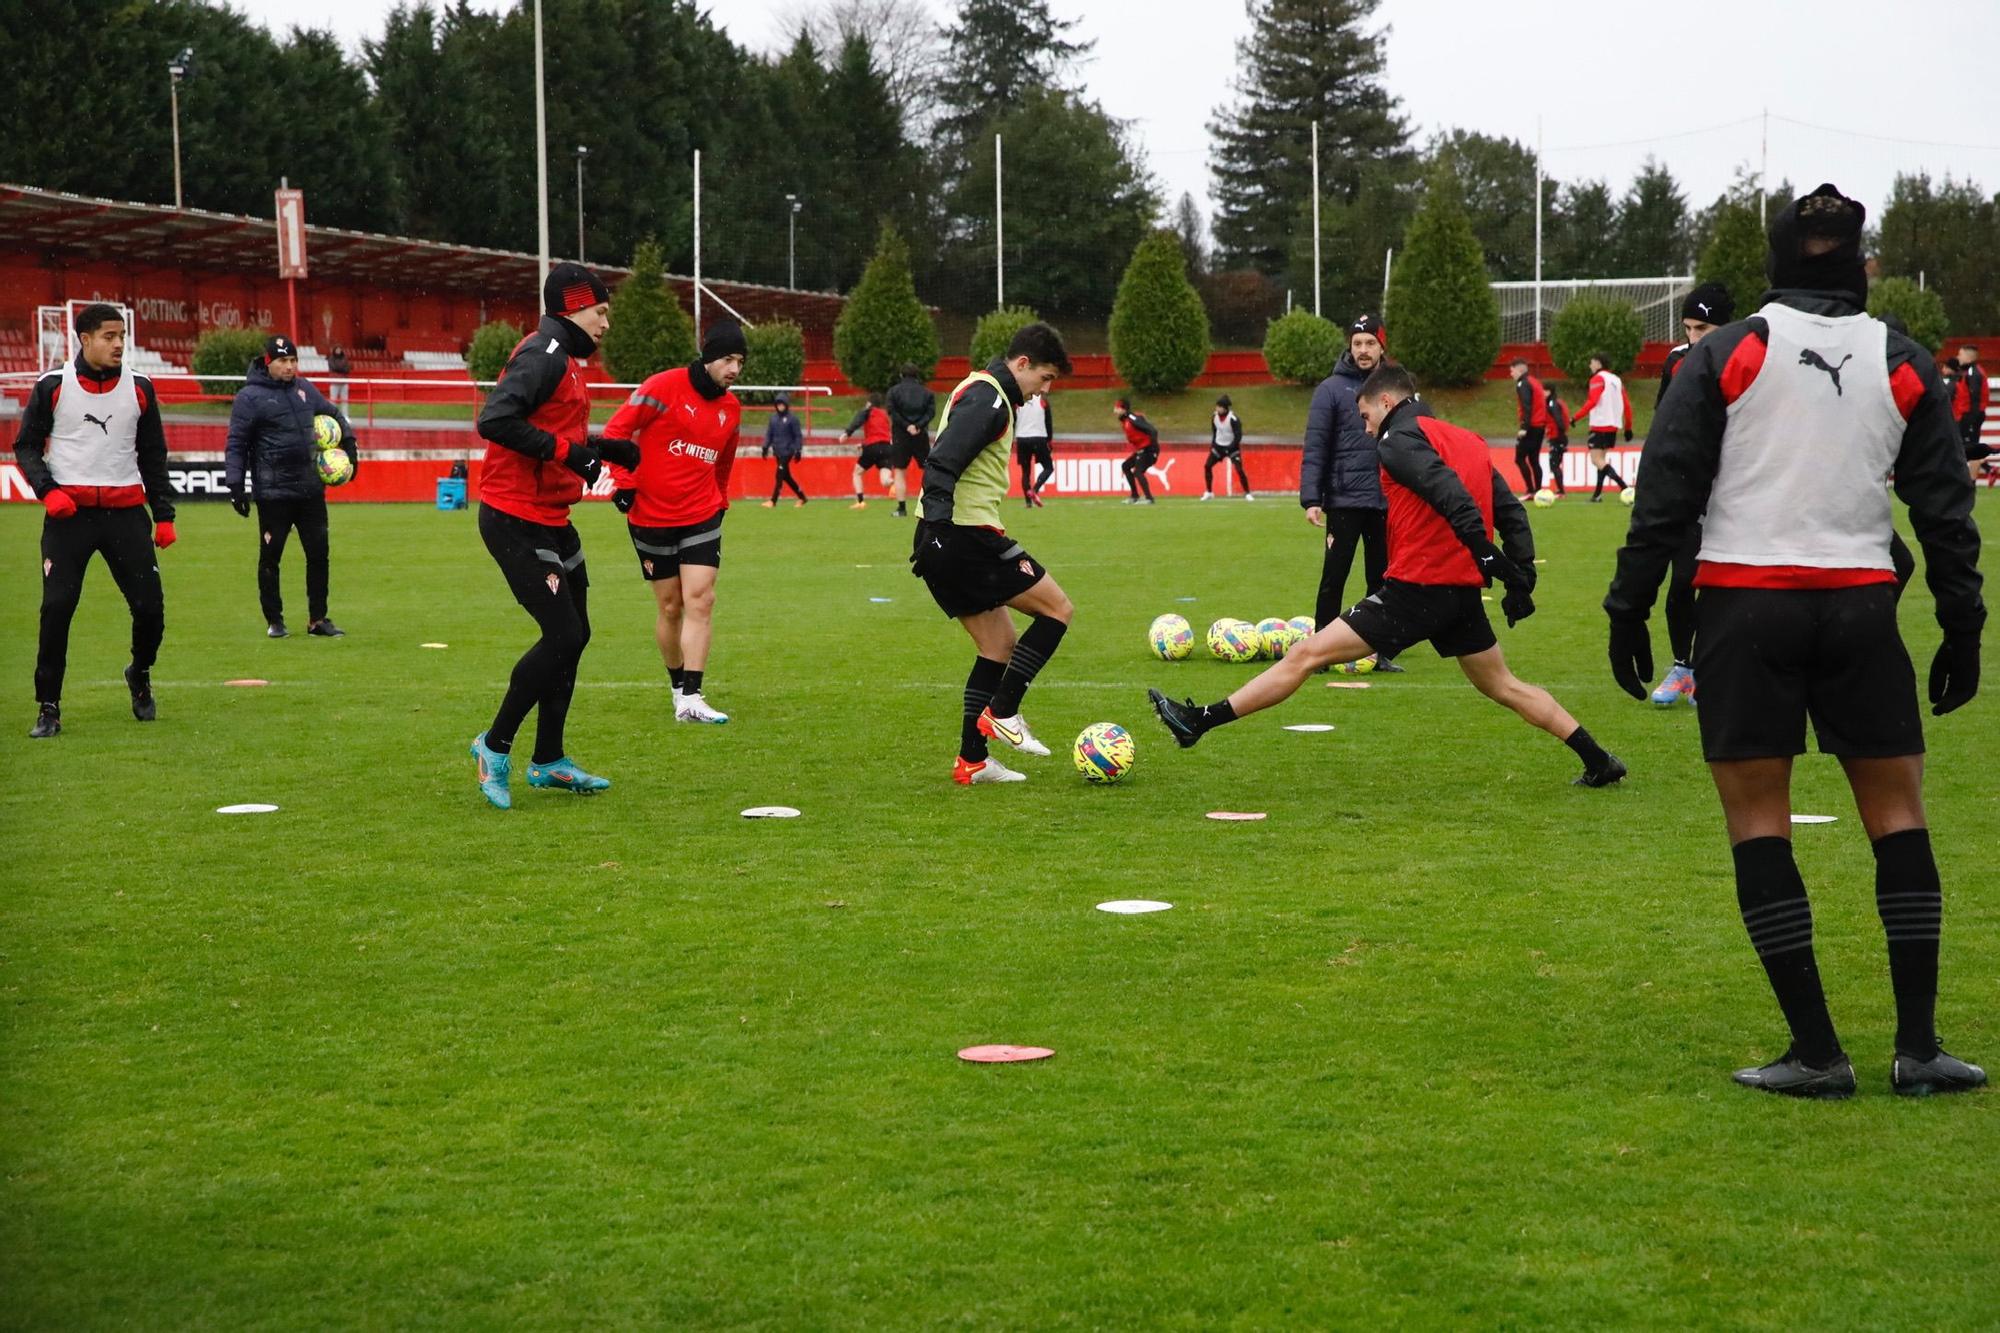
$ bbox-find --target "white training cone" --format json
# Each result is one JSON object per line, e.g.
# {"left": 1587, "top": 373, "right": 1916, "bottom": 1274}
{"left": 1097, "top": 900, "right": 1172, "bottom": 915}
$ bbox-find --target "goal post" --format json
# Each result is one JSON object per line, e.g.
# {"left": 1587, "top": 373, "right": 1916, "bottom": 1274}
{"left": 1490, "top": 276, "right": 1693, "bottom": 345}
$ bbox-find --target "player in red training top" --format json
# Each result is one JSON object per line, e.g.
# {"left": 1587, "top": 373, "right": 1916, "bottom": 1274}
{"left": 604, "top": 322, "right": 747, "bottom": 724}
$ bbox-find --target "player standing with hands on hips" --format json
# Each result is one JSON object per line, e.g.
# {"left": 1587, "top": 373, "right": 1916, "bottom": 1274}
{"left": 1606, "top": 185, "right": 1985, "bottom": 1098}
{"left": 15, "top": 303, "right": 176, "bottom": 737}
{"left": 467, "top": 263, "right": 640, "bottom": 809}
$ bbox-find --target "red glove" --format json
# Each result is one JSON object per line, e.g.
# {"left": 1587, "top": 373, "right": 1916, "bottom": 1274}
{"left": 153, "top": 521, "right": 177, "bottom": 549}
{"left": 42, "top": 489, "right": 77, "bottom": 520}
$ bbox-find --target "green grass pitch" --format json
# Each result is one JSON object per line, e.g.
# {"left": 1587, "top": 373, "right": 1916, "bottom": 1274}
{"left": 2, "top": 493, "right": 1995, "bottom": 1327}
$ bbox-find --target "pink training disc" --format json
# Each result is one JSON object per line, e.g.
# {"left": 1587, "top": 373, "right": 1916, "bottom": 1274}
{"left": 1325, "top": 680, "right": 1371, "bottom": 690}
{"left": 224, "top": 678, "right": 269, "bottom": 687}
{"left": 1206, "top": 811, "right": 1267, "bottom": 821}
{"left": 958, "top": 1045, "right": 1054, "bottom": 1063}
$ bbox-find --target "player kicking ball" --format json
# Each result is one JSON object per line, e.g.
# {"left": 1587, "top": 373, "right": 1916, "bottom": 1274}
{"left": 910, "top": 322, "right": 1076, "bottom": 784}
{"left": 1150, "top": 364, "right": 1627, "bottom": 789}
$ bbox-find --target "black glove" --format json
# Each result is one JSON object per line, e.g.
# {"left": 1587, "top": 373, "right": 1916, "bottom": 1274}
{"left": 1623, "top": 428, "right": 1634, "bottom": 442}
{"left": 1468, "top": 538, "right": 1528, "bottom": 590}
{"left": 613, "top": 489, "right": 636, "bottom": 514}
{"left": 1502, "top": 586, "right": 1536, "bottom": 628}
{"left": 594, "top": 435, "right": 641, "bottom": 471}
{"left": 1608, "top": 615, "right": 1654, "bottom": 700}
{"left": 229, "top": 490, "right": 251, "bottom": 518}
{"left": 1928, "top": 634, "right": 1980, "bottom": 716}
{"left": 910, "top": 522, "right": 947, "bottom": 578}
{"left": 560, "top": 442, "right": 603, "bottom": 486}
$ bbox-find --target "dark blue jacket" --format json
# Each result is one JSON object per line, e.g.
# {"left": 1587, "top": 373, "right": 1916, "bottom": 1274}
{"left": 1299, "top": 350, "right": 1383, "bottom": 511}
{"left": 763, "top": 408, "right": 804, "bottom": 461}
{"left": 224, "top": 356, "right": 356, "bottom": 500}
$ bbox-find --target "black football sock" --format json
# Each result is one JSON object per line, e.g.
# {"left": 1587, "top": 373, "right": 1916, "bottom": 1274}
{"left": 669, "top": 666, "right": 687, "bottom": 692}
{"left": 484, "top": 731, "right": 512, "bottom": 755}
{"left": 1592, "top": 468, "right": 1609, "bottom": 499}
{"left": 855, "top": 490, "right": 864, "bottom": 502}
{"left": 960, "top": 656, "right": 1007, "bottom": 763}
{"left": 1563, "top": 725, "right": 1612, "bottom": 771}
{"left": 1733, "top": 837, "right": 1843, "bottom": 1067}
{"left": 683, "top": 669, "right": 704, "bottom": 695}
{"left": 1197, "top": 699, "right": 1237, "bottom": 734}
{"left": 1873, "top": 828, "right": 1942, "bottom": 1059}
{"left": 1607, "top": 465, "right": 1627, "bottom": 489}
{"left": 989, "top": 616, "right": 1067, "bottom": 718}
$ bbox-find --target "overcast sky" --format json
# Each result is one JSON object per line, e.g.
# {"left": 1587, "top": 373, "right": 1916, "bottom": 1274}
{"left": 242, "top": 0, "right": 2000, "bottom": 236}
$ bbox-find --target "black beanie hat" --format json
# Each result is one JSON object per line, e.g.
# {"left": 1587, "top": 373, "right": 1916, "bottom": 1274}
{"left": 1680, "top": 282, "right": 1735, "bottom": 326}
{"left": 544, "top": 262, "right": 609, "bottom": 316}
{"left": 263, "top": 333, "right": 297, "bottom": 361}
{"left": 1349, "top": 312, "right": 1386, "bottom": 343}
{"left": 1767, "top": 183, "right": 1867, "bottom": 300}
{"left": 700, "top": 321, "right": 748, "bottom": 363}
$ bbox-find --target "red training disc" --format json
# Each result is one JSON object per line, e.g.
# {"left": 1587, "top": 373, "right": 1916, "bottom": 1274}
{"left": 958, "top": 1045, "right": 1054, "bottom": 1063}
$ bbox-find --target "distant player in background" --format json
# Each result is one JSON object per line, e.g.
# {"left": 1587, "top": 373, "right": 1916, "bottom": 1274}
{"left": 1201, "top": 394, "right": 1252, "bottom": 499}
{"left": 14, "top": 302, "right": 176, "bottom": 738}
{"left": 843, "top": 392, "right": 900, "bottom": 513}
{"left": 1152, "top": 363, "right": 1626, "bottom": 788}
{"left": 1301, "top": 313, "right": 1398, "bottom": 669}
{"left": 1576, "top": 352, "right": 1633, "bottom": 501}
{"left": 886, "top": 361, "right": 937, "bottom": 478}
{"left": 605, "top": 322, "right": 746, "bottom": 725}
{"left": 1956, "top": 344, "right": 1988, "bottom": 469}
{"left": 1014, "top": 389, "right": 1054, "bottom": 507}
{"left": 761, "top": 392, "right": 807, "bottom": 507}
{"left": 1508, "top": 357, "right": 1551, "bottom": 495}
{"left": 911, "top": 322, "right": 1075, "bottom": 784}
{"left": 467, "top": 262, "right": 640, "bottom": 809}
{"left": 1543, "top": 383, "right": 1571, "bottom": 495}
{"left": 326, "top": 345, "right": 351, "bottom": 410}
{"left": 224, "top": 333, "right": 358, "bottom": 639}
{"left": 1115, "top": 399, "right": 1160, "bottom": 503}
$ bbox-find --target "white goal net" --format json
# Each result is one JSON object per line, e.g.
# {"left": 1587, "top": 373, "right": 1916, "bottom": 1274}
{"left": 1490, "top": 276, "right": 1694, "bottom": 345}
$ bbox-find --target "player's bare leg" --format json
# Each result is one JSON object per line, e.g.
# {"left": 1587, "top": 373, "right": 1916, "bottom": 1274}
{"left": 671, "top": 564, "right": 727, "bottom": 722}
{"left": 1459, "top": 644, "right": 1624, "bottom": 785}
{"left": 971, "top": 573, "right": 1073, "bottom": 758}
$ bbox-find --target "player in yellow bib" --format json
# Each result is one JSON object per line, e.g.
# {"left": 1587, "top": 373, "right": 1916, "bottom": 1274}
{"left": 911, "top": 322, "right": 1075, "bottom": 784}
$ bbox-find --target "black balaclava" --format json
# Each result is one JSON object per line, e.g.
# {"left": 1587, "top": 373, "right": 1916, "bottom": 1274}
{"left": 1766, "top": 183, "right": 1867, "bottom": 301}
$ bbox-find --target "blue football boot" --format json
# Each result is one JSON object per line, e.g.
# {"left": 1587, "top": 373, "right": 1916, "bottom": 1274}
{"left": 471, "top": 732, "right": 511, "bottom": 810}
{"left": 525, "top": 756, "right": 611, "bottom": 793}
{"left": 1650, "top": 663, "right": 1696, "bottom": 706}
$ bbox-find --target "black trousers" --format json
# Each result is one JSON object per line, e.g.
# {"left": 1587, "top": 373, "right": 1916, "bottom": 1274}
{"left": 479, "top": 503, "right": 591, "bottom": 764}
{"left": 36, "top": 506, "right": 164, "bottom": 703}
{"left": 770, "top": 458, "right": 805, "bottom": 501}
{"left": 256, "top": 494, "right": 331, "bottom": 623}
{"left": 1315, "top": 507, "right": 1388, "bottom": 634}
{"left": 1204, "top": 446, "right": 1250, "bottom": 493}
{"left": 1122, "top": 447, "right": 1158, "bottom": 499}
{"left": 1514, "top": 427, "right": 1545, "bottom": 493}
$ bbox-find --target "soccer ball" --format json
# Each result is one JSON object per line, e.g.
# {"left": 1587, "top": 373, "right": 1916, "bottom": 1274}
{"left": 1288, "top": 615, "right": 1315, "bottom": 637}
{"left": 1255, "top": 617, "right": 1291, "bottom": 658}
{"left": 1206, "top": 618, "right": 1260, "bottom": 663}
{"left": 1148, "top": 613, "right": 1195, "bottom": 661}
{"left": 1533, "top": 488, "right": 1557, "bottom": 508}
{"left": 316, "top": 447, "right": 355, "bottom": 487}
{"left": 312, "top": 414, "right": 343, "bottom": 449}
{"left": 1334, "top": 655, "right": 1377, "bottom": 676}
{"left": 1074, "top": 721, "right": 1136, "bottom": 783}
{"left": 1621, "top": 486, "right": 1637, "bottom": 506}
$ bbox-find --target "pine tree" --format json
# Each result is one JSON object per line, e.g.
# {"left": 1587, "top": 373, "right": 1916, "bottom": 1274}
{"left": 1614, "top": 157, "right": 1690, "bottom": 275}
{"left": 1172, "top": 193, "right": 1208, "bottom": 276}
{"left": 1384, "top": 163, "right": 1500, "bottom": 387}
{"left": 1549, "top": 180, "right": 1618, "bottom": 278}
{"left": 933, "top": 0, "right": 1091, "bottom": 151}
{"left": 1207, "top": 0, "right": 1408, "bottom": 274}
{"left": 1695, "top": 201, "right": 1768, "bottom": 322}
{"left": 834, "top": 222, "right": 941, "bottom": 392}
{"left": 599, "top": 239, "right": 698, "bottom": 382}
{"left": 1110, "top": 230, "right": 1212, "bottom": 393}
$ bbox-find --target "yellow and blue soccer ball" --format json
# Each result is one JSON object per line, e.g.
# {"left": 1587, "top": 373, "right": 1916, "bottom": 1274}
{"left": 316, "top": 447, "right": 354, "bottom": 486}
{"left": 1207, "top": 618, "right": 1260, "bottom": 663}
{"left": 312, "top": 414, "right": 343, "bottom": 449}
{"left": 1074, "top": 721, "right": 1136, "bottom": 783}
{"left": 1288, "top": 615, "right": 1315, "bottom": 637}
{"left": 1148, "top": 613, "right": 1195, "bottom": 661}
{"left": 1533, "top": 488, "right": 1557, "bottom": 508}
{"left": 1254, "top": 617, "right": 1291, "bottom": 658}
{"left": 1333, "top": 655, "right": 1377, "bottom": 676}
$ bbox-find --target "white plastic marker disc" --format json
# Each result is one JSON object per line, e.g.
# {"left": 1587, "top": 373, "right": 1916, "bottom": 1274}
{"left": 854, "top": 563, "right": 873, "bottom": 568}
{"left": 1283, "top": 724, "right": 1335, "bottom": 733}
{"left": 741, "top": 806, "right": 801, "bottom": 819}
{"left": 420, "top": 642, "right": 448, "bottom": 649}
{"left": 1791, "top": 814, "right": 1838, "bottom": 825}
{"left": 1097, "top": 899, "right": 1172, "bottom": 915}
{"left": 216, "top": 803, "right": 279, "bottom": 815}
{"left": 1326, "top": 680, "right": 1371, "bottom": 691}
{"left": 224, "top": 678, "right": 269, "bottom": 687}
{"left": 959, "top": 1045, "right": 1054, "bottom": 1063}
{"left": 1207, "top": 811, "right": 1267, "bottom": 822}
{"left": 868, "top": 597, "right": 893, "bottom": 603}
{"left": 1175, "top": 596, "right": 1198, "bottom": 602}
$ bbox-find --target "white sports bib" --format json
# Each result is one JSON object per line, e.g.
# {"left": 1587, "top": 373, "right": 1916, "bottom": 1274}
{"left": 47, "top": 362, "right": 143, "bottom": 487}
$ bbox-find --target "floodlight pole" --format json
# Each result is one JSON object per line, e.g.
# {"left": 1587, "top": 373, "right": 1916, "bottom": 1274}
{"left": 1533, "top": 117, "right": 1543, "bottom": 342}
{"left": 1311, "top": 120, "right": 1322, "bottom": 318}
{"left": 693, "top": 150, "right": 703, "bottom": 337}
{"left": 785, "top": 194, "right": 800, "bottom": 289}
{"left": 1759, "top": 106, "right": 1768, "bottom": 225}
{"left": 167, "top": 48, "right": 192, "bottom": 210}
{"left": 994, "top": 134, "right": 1004, "bottom": 310}
{"left": 574, "top": 145, "right": 588, "bottom": 262}
{"left": 533, "top": 0, "right": 550, "bottom": 287}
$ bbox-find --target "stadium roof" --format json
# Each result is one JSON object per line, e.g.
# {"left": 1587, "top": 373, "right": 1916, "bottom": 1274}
{"left": 0, "top": 183, "right": 847, "bottom": 323}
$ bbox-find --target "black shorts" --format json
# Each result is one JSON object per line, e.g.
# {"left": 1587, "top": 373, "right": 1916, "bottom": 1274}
{"left": 479, "top": 502, "right": 588, "bottom": 605}
{"left": 1338, "top": 579, "right": 1496, "bottom": 660}
{"left": 898, "top": 433, "right": 930, "bottom": 468}
{"left": 858, "top": 443, "right": 897, "bottom": 471}
{"left": 1585, "top": 429, "right": 1619, "bottom": 450}
{"left": 1206, "top": 444, "right": 1242, "bottom": 463}
{"left": 629, "top": 510, "right": 723, "bottom": 580}
{"left": 1693, "top": 583, "right": 1922, "bottom": 761}
{"left": 1016, "top": 436, "right": 1053, "bottom": 465}
{"left": 912, "top": 520, "right": 1047, "bottom": 619}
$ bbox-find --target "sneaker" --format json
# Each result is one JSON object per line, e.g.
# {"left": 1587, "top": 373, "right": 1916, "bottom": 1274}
{"left": 1122, "top": 497, "right": 1139, "bottom": 505}
{"left": 849, "top": 501, "right": 868, "bottom": 510}
{"left": 978, "top": 707, "right": 1050, "bottom": 757}
{"left": 1148, "top": 688, "right": 1203, "bottom": 749}
{"left": 1371, "top": 656, "right": 1406, "bottom": 675}
{"left": 267, "top": 620, "right": 289, "bottom": 639}
{"left": 1141, "top": 498, "right": 1157, "bottom": 505}
{"left": 793, "top": 498, "right": 807, "bottom": 508}
{"left": 675, "top": 691, "right": 731, "bottom": 724}
{"left": 1243, "top": 491, "right": 1256, "bottom": 501}
{"left": 470, "top": 732, "right": 511, "bottom": 809}
{"left": 1732, "top": 1049, "right": 1856, "bottom": 1099}
{"left": 525, "top": 756, "right": 612, "bottom": 793}
{"left": 1573, "top": 754, "right": 1629, "bottom": 787}
{"left": 1892, "top": 1047, "right": 1987, "bottom": 1096}
{"left": 761, "top": 499, "right": 777, "bottom": 508}
{"left": 953, "top": 754, "right": 1026, "bottom": 785}
{"left": 1650, "top": 663, "right": 1695, "bottom": 706}
{"left": 307, "top": 618, "right": 345, "bottom": 638}
{"left": 1199, "top": 492, "right": 1213, "bottom": 501}
{"left": 29, "top": 702, "right": 60, "bottom": 739}
{"left": 1029, "top": 492, "right": 1045, "bottom": 508}
{"left": 125, "top": 665, "right": 156, "bottom": 721}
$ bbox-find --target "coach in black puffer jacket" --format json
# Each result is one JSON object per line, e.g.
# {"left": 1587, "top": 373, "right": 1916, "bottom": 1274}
{"left": 224, "top": 348, "right": 356, "bottom": 500}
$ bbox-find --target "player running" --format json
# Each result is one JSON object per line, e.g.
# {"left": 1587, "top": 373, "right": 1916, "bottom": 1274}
{"left": 1114, "top": 398, "right": 1160, "bottom": 504}
{"left": 604, "top": 322, "right": 746, "bottom": 725}
{"left": 909, "top": 322, "right": 1075, "bottom": 784}
{"left": 843, "top": 392, "right": 900, "bottom": 514}
{"left": 1606, "top": 185, "right": 1985, "bottom": 1097}
{"left": 1201, "top": 394, "right": 1252, "bottom": 499}
{"left": 1575, "top": 352, "right": 1633, "bottom": 501}
{"left": 1150, "top": 363, "right": 1627, "bottom": 789}
{"left": 467, "top": 263, "right": 640, "bottom": 809}
{"left": 1014, "top": 389, "right": 1054, "bottom": 507}
{"left": 14, "top": 302, "right": 176, "bottom": 737}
